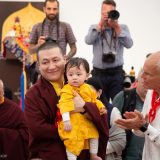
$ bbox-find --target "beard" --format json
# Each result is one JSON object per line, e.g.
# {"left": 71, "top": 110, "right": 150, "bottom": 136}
{"left": 46, "top": 14, "right": 58, "bottom": 21}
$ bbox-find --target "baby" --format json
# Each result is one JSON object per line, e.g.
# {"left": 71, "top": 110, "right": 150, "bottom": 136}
{"left": 58, "top": 57, "right": 106, "bottom": 160}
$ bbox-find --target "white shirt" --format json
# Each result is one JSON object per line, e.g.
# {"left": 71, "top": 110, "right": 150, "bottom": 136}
{"left": 106, "top": 107, "right": 126, "bottom": 160}
{"left": 134, "top": 90, "right": 160, "bottom": 160}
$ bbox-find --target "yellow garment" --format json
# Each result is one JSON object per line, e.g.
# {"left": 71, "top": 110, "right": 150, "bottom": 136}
{"left": 50, "top": 81, "right": 62, "bottom": 96}
{"left": 130, "top": 69, "right": 135, "bottom": 77}
{"left": 0, "top": 96, "right": 4, "bottom": 104}
{"left": 58, "top": 83, "right": 105, "bottom": 155}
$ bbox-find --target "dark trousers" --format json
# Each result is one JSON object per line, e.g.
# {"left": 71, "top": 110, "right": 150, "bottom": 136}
{"left": 91, "top": 66, "right": 124, "bottom": 101}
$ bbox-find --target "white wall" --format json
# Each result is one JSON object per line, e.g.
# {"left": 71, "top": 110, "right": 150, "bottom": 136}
{"left": 3, "top": 0, "right": 160, "bottom": 75}
{"left": 59, "top": 0, "right": 160, "bottom": 76}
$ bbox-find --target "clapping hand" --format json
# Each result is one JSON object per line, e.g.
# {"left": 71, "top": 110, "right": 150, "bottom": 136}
{"left": 100, "top": 108, "right": 107, "bottom": 115}
{"left": 115, "top": 110, "right": 145, "bottom": 130}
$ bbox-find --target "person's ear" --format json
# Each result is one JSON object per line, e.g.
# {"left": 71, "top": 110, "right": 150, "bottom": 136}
{"left": 63, "top": 55, "right": 67, "bottom": 64}
{"left": 86, "top": 73, "right": 90, "bottom": 80}
{"left": 97, "top": 89, "right": 102, "bottom": 98}
{"left": 0, "top": 80, "right": 4, "bottom": 98}
{"left": 43, "top": 7, "right": 46, "bottom": 13}
{"left": 37, "top": 61, "right": 40, "bottom": 69}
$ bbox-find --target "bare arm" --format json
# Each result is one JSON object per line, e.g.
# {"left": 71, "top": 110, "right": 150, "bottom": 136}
{"left": 66, "top": 43, "right": 77, "bottom": 61}
{"left": 28, "top": 36, "right": 46, "bottom": 54}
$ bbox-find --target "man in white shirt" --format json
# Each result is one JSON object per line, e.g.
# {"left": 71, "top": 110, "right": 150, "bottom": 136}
{"left": 115, "top": 51, "right": 160, "bottom": 160}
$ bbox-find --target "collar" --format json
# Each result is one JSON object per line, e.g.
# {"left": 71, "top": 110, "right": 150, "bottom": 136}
{"left": 44, "top": 18, "right": 57, "bottom": 26}
{"left": 50, "top": 81, "right": 64, "bottom": 96}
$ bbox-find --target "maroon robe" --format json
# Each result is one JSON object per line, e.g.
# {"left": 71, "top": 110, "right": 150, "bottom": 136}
{"left": 25, "top": 77, "right": 108, "bottom": 160}
{"left": 0, "top": 98, "right": 29, "bottom": 160}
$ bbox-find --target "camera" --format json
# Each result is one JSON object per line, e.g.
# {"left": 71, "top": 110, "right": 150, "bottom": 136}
{"left": 123, "top": 76, "right": 132, "bottom": 89}
{"left": 45, "top": 37, "right": 57, "bottom": 43}
{"left": 102, "top": 52, "right": 116, "bottom": 63}
{"left": 108, "top": 10, "right": 120, "bottom": 20}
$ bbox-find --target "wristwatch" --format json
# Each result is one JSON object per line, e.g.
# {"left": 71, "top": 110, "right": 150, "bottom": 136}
{"left": 139, "top": 122, "right": 149, "bottom": 132}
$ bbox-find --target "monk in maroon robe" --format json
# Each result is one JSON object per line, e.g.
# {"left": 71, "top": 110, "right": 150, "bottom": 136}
{"left": 0, "top": 80, "right": 29, "bottom": 160}
{"left": 24, "top": 41, "right": 108, "bottom": 160}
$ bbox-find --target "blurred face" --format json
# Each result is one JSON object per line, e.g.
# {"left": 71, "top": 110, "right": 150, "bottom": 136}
{"left": 43, "top": 1, "right": 59, "bottom": 20}
{"left": 136, "top": 75, "right": 147, "bottom": 100}
{"left": 66, "top": 65, "right": 89, "bottom": 87}
{"left": 101, "top": 4, "right": 115, "bottom": 21}
{"left": 141, "top": 58, "right": 160, "bottom": 91}
{"left": 38, "top": 47, "right": 66, "bottom": 83}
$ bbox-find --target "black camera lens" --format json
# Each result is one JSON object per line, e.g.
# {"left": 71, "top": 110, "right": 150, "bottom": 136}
{"left": 102, "top": 52, "right": 115, "bottom": 63}
{"left": 123, "top": 76, "right": 131, "bottom": 88}
{"left": 45, "top": 37, "right": 57, "bottom": 43}
{"left": 108, "top": 10, "right": 120, "bottom": 20}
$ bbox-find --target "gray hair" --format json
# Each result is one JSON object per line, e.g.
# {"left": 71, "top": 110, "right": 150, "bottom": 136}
{"left": 148, "top": 51, "right": 160, "bottom": 73}
{"left": 137, "top": 68, "right": 143, "bottom": 81}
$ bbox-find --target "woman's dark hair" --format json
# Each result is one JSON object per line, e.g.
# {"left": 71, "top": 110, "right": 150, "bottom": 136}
{"left": 4, "top": 87, "right": 13, "bottom": 100}
{"left": 86, "top": 77, "right": 109, "bottom": 108}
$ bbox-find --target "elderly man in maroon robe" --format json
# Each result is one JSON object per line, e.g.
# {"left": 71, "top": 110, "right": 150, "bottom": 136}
{"left": 0, "top": 79, "right": 29, "bottom": 160}
{"left": 24, "top": 40, "right": 109, "bottom": 160}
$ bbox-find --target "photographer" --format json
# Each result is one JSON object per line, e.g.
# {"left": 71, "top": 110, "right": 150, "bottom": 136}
{"left": 28, "top": 0, "right": 76, "bottom": 84}
{"left": 29, "top": 0, "right": 76, "bottom": 60}
{"left": 85, "top": 0, "right": 133, "bottom": 101}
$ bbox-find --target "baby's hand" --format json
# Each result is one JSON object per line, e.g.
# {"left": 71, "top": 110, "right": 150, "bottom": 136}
{"left": 64, "top": 120, "right": 72, "bottom": 132}
{"left": 100, "top": 108, "right": 107, "bottom": 115}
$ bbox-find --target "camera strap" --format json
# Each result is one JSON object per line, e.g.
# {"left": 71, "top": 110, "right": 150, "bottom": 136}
{"left": 101, "top": 29, "right": 117, "bottom": 51}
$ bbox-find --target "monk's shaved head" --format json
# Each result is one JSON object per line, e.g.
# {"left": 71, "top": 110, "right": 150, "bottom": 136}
{"left": 142, "top": 51, "right": 160, "bottom": 92}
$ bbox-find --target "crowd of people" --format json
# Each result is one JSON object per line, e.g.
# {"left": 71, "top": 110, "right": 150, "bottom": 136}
{"left": 0, "top": 0, "right": 160, "bottom": 160}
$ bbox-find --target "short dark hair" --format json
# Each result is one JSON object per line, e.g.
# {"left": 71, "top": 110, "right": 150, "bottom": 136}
{"left": 102, "top": 0, "right": 116, "bottom": 7}
{"left": 86, "top": 77, "right": 103, "bottom": 91}
{"left": 65, "top": 57, "right": 90, "bottom": 74}
{"left": 37, "top": 41, "right": 63, "bottom": 60}
{"left": 86, "top": 77, "right": 109, "bottom": 107}
{"left": 44, "top": 0, "right": 59, "bottom": 7}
